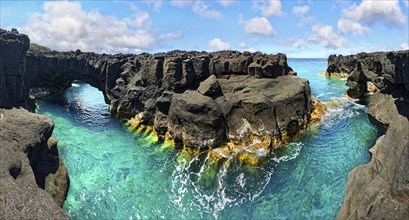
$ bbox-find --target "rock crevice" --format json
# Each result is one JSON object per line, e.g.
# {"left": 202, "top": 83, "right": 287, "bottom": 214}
{"left": 329, "top": 50, "right": 409, "bottom": 219}
{"left": 1, "top": 29, "right": 68, "bottom": 219}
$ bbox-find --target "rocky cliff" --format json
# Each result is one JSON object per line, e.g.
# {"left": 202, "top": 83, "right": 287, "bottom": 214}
{"left": 326, "top": 51, "right": 408, "bottom": 98}
{"left": 25, "top": 42, "right": 314, "bottom": 154}
{"left": 1, "top": 27, "right": 317, "bottom": 216}
{"left": 331, "top": 51, "right": 409, "bottom": 219}
{"left": 0, "top": 29, "right": 68, "bottom": 219}
{"left": 0, "top": 109, "right": 69, "bottom": 219}
{"left": 0, "top": 29, "right": 34, "bottom": 110}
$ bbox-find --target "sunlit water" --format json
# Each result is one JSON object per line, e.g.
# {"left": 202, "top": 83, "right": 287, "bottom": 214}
{"left": 37, "top": 59, "right": 377, "bottom": 219}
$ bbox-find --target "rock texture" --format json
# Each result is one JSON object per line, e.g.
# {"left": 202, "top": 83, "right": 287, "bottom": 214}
{"left": 25, "top": 41, "right": 314, "bottom": 151}
{"left": 0, "top": 28, "right": 33, "bottom": 110}
{"left": 0, "top": 29, "right": 68, "bottom": 218}
{"left": 333, "top": 51, "right": 409, "bottom": 219}
{"left": 327, "top": 51, "right": 409, "bottom": 98}
{"left": 0, "top": 108, "right": 68, "bottom": 219}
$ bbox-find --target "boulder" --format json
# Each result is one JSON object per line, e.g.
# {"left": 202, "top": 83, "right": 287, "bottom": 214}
{"left": 0, "top": 108, "right": 68, "bottom": 219}
{"left": 197, "top": 74, "right": 223, "bottom": 99}
{"left": 168, "top": 91, "right": 227, "bottom": 149}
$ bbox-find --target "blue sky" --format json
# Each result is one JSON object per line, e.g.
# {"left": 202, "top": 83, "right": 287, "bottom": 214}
{"left": 1, "top": 0, "right": 408, "bottom": 58}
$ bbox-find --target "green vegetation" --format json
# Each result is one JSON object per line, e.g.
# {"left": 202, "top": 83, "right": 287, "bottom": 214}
{"left": 29, "top": 43, "right": 51, "bottom": 53}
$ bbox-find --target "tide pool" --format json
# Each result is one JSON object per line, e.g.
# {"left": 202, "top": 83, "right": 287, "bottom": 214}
{"left": 37, "top": 59, "right": 377, "bottom": 219}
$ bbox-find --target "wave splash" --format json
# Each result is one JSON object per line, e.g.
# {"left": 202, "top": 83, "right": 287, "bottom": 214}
{"left": 169, "top": 142, "right": 304, "bottom": 219}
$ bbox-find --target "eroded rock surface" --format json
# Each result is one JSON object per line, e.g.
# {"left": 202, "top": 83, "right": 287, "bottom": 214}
{"left": 0, "top": 108, "right": 68, "bottom": 219}
{"left": 0, "top": 28, "right": 33, "bottom": 110}
{"left": 0, "top": 29, "right": 68, "bottom": 218}
{"left": 25, "top": 40, "right": 314, "bottom": 151}
{"left": 337, "top": 93, "right": 409, "bottom": 220}
{"left": 326, "top": 51, "right": 409, "bottom": 98}
{"left": 332, "top": 50, "right": 409, "bottom": 219}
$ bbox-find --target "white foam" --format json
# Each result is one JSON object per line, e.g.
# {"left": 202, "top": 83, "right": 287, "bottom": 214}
{"left": 272, "top": 142, "right": 303, "bottom": 163}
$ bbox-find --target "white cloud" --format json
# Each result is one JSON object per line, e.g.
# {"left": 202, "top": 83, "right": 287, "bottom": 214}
{"left": 170, "top": 0, "right": 222, "bottom": 19}
{"left": 124, "top": 10, "right": 152, "bottom": 28}
{"left": 253, "top": 0, "right": 284, "bottom": 17}
{"left": 219, "top": 0, "right": 235, "bottom": 7}
{"left": 337, "top": 19, "right": 370, "bottom": 35}
{"left": 298, "top": 15, "right": 316, "bottom": 27}
{"left": 242, "top": 17, "right": 277, "bottom": 37}
{"left": 309, "top": 24, "right": 349, "bottom": 48}
{"left": 208, "top": 38, "right": 231, "bottom": 50}
{"left": 290, "top": 38, "right": 307, "bottom": 48}
{"left": 403, "top": 0, "right": 409, "bottom": 8}
{"left": 238, "top": 42, "right": 247, "bottom": 48}
{"left": 344, "top": 0, "right": 406, "bottom": 26}
{"left": 160, "top": 31, "right": 183, "bottom": 39}
{"left": 401, "top": 43, "right": 409, "bottom": 50}
{"left": 292, "top": 5, "right": 310, "bottom": 16}
{"left": 21, "top": 1, "right": 157, "bottom": 53}
{"left": 245, "top": 47, "right": 257, "bottom": 53}
{"left": 144, "top": 0, "right": 162, "bottom": 12}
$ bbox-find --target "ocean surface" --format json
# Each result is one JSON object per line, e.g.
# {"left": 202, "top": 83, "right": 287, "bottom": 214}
{"left": 37, "top": 58, "right": 377, "bottom": 219}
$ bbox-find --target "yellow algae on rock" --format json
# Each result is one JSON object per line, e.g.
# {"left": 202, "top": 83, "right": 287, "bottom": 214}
{"left": 125, "top": 98, "right": 328, "bottom": 167}
{"left": 177, "top": 147, "right": 201, "bottom": 164}
{"left": 366, "top": 81, "right": 379, "bottom": 93}
{"left": 126, "top": 114, "right": 160, "bottom": 145}
{"left": 310, "top": 99, "right": 328, "bottom": 124}
{"left": 319, "top": 71, "right": 349, "bottom": 79}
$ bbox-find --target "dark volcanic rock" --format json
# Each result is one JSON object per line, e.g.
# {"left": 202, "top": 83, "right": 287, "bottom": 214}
{"left": 197, "top": 74, "right": 223, "bottom": 98}
{"left": 23, "top": 43, "right": 312, "bottom": 150}
{"left": 0, "top": 29, "right": 32, "bottom": 110}
{"left": 326, "top": 50, "right": 409, "bottom": 98}
{"left": 168, "top": 91, "right": 227, "bottom": 149}
{"left": 24, "top": 49, "right": 296, "bottom": 118}
{"left": 0, "top": 29, "right": 68, "bottom": 218}
{"left": 333, "top": 51, "right": 409, "bottom": 219}
{"left": 0, "top": 108, "right": 68, "bottom": 219}
{"left": 337, "top": 93, "right": 409, "bottom": 220}
{"left": 217, "top": 75, "right": 312, "bottom": 141}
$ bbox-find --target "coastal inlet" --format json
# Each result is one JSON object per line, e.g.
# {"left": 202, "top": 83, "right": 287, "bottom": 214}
{"left": 37, "top": 58, "right": 376, "bottom": 219}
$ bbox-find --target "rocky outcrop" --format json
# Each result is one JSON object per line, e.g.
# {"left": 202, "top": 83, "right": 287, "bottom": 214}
{"left": 0, "top": 29, "right": 68, "bottom": 218}
{"left": 25, "top": 48, "right": 297, "bottom": 116}
{"left": 327, "top": 51, "right": 409, "bottom": 98}
{"left": 0, "top": 108, "right": 68, "bottom": 219}
{"left": 333, "top": 51, "right": 409, "bottom": 219}
{"left": 25, "top": 41, "right": 314, "bottom": 152}
{"left": 337, "top": 93, "right": 409, "bottom": 220}
{"left": 0, "top": 28, "right": 33, "bottom": 110}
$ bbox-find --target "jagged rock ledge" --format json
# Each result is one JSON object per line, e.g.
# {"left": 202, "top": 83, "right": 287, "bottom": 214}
{"left": 1, "top": 29, "right": 68, "bottom": 219}
{"left": 0, "top": 109, "right": 69, "bottom": 219}
{"left": 329, "top": 50, "right": 409, "bottom": 219}
{"left": 1, "top": 28, "right": 323, "bottom": 217}
{"left": 326, "top": 50, "right": 408, "bottom": 98}
{"left": 24, "top": 35, "right": 322, "bottom": 164}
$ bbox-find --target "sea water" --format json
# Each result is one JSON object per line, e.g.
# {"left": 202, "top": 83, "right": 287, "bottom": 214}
{"left": 37, "top": 59, "right": 377, "bottom": 219}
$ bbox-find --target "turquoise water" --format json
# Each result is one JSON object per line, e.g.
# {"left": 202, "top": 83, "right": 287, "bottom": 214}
{"left": 37, "top": 59, "right": 377, "bottom": 219}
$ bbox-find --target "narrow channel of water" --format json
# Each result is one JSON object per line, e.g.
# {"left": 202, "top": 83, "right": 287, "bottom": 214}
{"left": 37, "top": 58, "right": 376, "bottom": 219}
